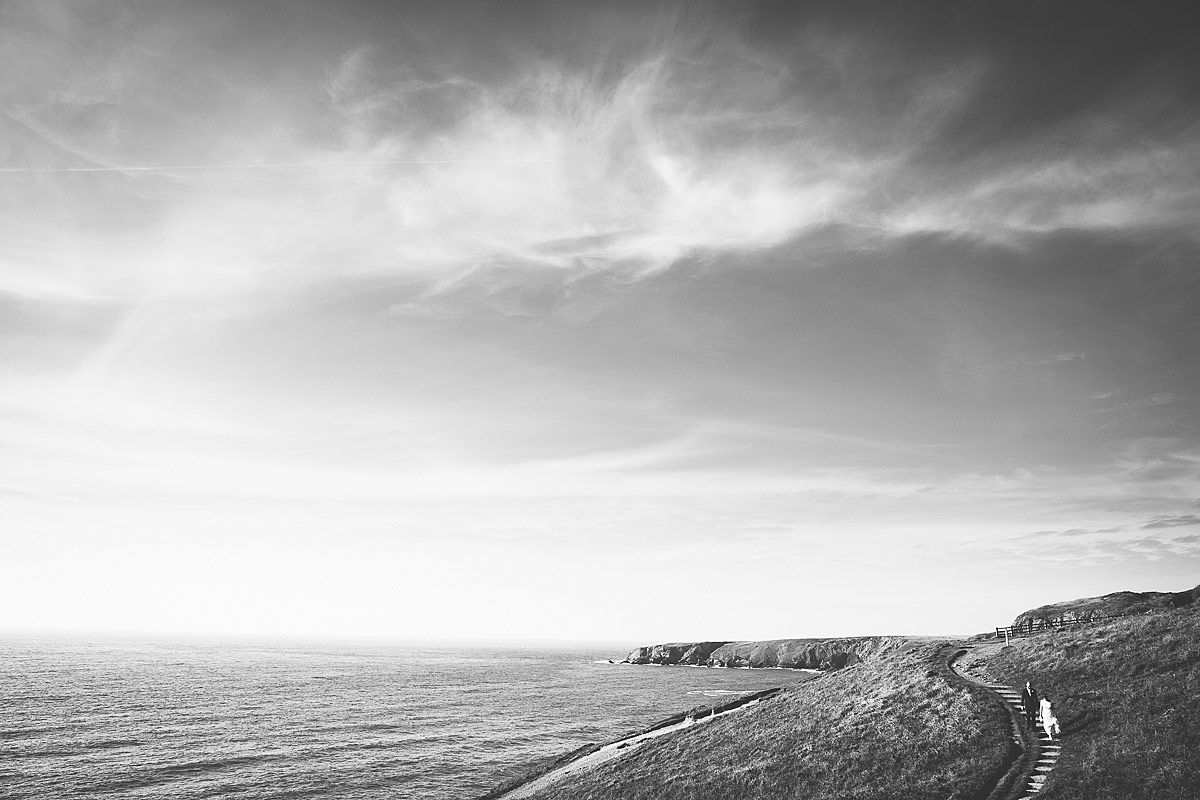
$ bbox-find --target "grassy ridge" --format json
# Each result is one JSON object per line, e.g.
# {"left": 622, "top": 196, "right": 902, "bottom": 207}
{"left": 517, "top": 641, "right": 1009, "bottom": 800}
{"left": 980, "top": 605, "right": 1200, "bottom": 800}
{"left": 1013, "top": 586, "right": 1199, "bottom": 629}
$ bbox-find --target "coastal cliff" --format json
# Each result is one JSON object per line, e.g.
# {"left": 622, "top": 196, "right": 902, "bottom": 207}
{"left": 625, "top": 636, "right": 909, "bottom": 670}
{"left": 623, "top": 641, "right": 732, "bottom": 666}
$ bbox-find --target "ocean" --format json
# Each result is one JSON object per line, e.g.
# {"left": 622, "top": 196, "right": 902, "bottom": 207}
{"left": 1, "top": 634, "right": 813, "bottom": 799}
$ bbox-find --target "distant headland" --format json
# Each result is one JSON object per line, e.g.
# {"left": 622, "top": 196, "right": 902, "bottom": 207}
{"left": 623, "top": 636, "right": 910, "bottom": 670}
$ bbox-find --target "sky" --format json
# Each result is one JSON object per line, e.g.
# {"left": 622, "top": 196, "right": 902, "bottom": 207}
{"left": 2, "top": 0, "right": 1199, "bottom": 644}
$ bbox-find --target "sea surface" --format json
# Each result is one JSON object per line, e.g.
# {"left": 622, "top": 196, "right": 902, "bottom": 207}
{"left": 0, "top": 634, "right": 815, "bottom": 799}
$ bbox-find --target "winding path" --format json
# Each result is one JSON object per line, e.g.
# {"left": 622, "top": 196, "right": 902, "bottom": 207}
{"left": 493, "top": 649, "right": 1061, "bottom": 799}
{"left": 950, "top": 645, "right": 1062, "bottom": 799}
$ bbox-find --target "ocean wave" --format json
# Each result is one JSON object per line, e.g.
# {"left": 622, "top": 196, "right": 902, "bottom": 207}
{"left": 82, "top": 739, "right": 142, "bottom": 751}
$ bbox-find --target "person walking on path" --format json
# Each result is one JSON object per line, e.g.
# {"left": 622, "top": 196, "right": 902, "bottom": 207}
{"left": 1039, "top": 696, "right": 1061, "bottom": 740}
{"left": 1021, "top": 681, "right": 1039, "bottom": 728}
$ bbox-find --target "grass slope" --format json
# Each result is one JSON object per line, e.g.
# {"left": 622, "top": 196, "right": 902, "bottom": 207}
{"left": 514, "top": 641, "right": 1009, "bottom": 800}
{"left": 979, "top": 604, "right": 1200, "bottom": 800}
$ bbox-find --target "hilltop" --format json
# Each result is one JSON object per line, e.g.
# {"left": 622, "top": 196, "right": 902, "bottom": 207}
{"left": 1011, "top": 585, "right": 1199, "bottom": 630}
{"left": 485, "top": 583, "right": 1200, "bottom": 799}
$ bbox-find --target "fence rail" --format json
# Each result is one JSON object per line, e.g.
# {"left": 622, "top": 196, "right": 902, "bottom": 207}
{"left": 995, "top": 611, "right": 1146, "bottom": 640}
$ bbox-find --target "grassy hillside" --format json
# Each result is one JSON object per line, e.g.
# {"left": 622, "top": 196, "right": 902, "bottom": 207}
{"left": 512, "top": 641, "right": 1010, "bottom": 800}
{"left": 979, "top": 603, "right": 1200, "bottom": 800}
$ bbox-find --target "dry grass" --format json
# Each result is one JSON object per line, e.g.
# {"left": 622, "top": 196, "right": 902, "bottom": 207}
{"left": 509, "top": 641, "right": 1009, "bottom": 800}
{"left": 980, "top": 605, "right": 1200, "bottom": 800}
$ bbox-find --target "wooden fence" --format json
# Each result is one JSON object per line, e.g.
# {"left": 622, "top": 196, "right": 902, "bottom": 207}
{"left": 995, "top": 611, "right": 1146, "bottom": 640}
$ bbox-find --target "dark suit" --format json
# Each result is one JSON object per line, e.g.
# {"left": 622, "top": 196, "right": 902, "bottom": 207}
{"left": 1021, "top": 685, "right": 1039, "bottom": 726}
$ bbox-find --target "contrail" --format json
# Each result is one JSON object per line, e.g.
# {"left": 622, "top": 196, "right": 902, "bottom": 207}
{"left": 0, "top": 159, "right": 556, "bottom": 174}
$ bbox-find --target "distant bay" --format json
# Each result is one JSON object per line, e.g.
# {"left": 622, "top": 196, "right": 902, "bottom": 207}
{"left": 0, "top": 634, "right": 815, "bottom": 799}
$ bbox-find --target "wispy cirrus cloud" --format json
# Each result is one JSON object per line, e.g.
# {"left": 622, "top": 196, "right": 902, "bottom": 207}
{"left": 1143, "top": 514, "right": 1200, "bottom": 529}
{"left": 6, "top": 1, "right": 1197, "bottom": 316}
{"left": 882, "top": 142, "right": 1200, "bottom": 241}
{"left": 1099, "top": 393, "right": 1191, "bottom": 414}
{"left": 1, "top": 4, "right": 874, "bottom": 308}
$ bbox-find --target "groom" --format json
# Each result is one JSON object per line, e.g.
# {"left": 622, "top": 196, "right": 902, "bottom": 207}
{"left": 1020, "top": 681, "right": 1039, "bottom": 728}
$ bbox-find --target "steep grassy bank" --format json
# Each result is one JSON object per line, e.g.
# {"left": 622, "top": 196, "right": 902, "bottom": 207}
{"left": 506, "top": 641, "right": 1009, "bottom": 800}
{"left": 978, "top": 604, "right": 1200, "bottom": 800}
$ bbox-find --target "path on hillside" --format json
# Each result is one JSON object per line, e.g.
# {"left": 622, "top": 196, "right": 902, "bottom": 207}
{"left": 493, "top": 690, "right": 777, "bottom": 799}
{"left": 950, "top": 644, "right": 1062, "bottom": 799}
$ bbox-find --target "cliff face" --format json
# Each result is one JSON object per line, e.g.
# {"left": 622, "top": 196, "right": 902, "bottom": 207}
{"left": 624, "top": 636, "right": 909, "bottom": 670}
{"left": 624, "top": 641, "right": 732, "bottom": 666}
{"left": 1012, "top": 585, "right": 1199, "bottom": 630}
{"left": 708, "top": 637, "right": 908, "bottom": 669}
